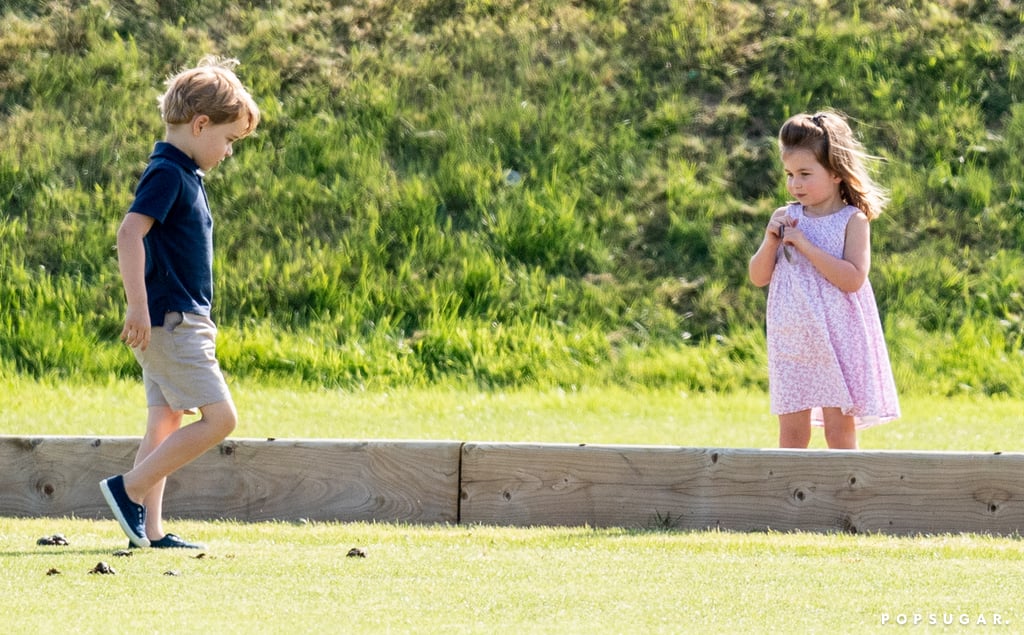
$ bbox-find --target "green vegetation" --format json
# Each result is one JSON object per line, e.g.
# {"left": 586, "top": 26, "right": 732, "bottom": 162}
{"left": 4, "top": 376, "right": 1023, "bottom": 451}
{"left": 3, "top": 517, "right": 1022, "bottom": 634}
{"left": 2, "top": 1, "right": 1023, "bottom": 395}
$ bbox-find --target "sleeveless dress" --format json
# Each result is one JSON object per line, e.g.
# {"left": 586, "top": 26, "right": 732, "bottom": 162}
{"left": 766, "top": 203, "right": 900, "bottom": 428}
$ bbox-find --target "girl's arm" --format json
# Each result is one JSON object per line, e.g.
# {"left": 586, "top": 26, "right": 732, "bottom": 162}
{"left": 787, "top": 211, "right": 871, "bottom": 292}
{"left": 748, "top": 207, "right": 789, "bottom": 287}
{"left": 117, "top": 212, "right": 156, "bottom": 350}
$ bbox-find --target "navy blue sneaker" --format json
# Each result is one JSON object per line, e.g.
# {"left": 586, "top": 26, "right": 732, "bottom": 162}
{"left": 99, "top": 475, "right": 150, "bottom": 548}
{"left": 129, "top": 533, "right": 205, "bottom": 550}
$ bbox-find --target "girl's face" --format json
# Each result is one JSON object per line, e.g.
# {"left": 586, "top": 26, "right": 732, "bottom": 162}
{"left": 781, "top": 149, "right": 843, "bottom": 213}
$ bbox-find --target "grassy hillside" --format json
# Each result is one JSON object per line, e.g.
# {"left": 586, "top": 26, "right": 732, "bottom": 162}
{"left": 1, "top": 0, "right": 1023, "bottom": 394}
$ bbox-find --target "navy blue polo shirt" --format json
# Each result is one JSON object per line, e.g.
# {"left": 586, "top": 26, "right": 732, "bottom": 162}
{"left": 129, "top": 142, "right": 214, "bottom": 327}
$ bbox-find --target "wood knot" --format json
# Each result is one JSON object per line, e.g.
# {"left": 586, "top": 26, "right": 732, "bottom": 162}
{"left": 15, "top": 438, "right": 42, "bottom": 451}
{"left": 36, "top": 478, "right": 61, "bottom": 498}
{"left": 841, "top": 516, "right": 859, "bottom": 534}
{"left": 502, "top": 490, "right": 512, "bottom": 502}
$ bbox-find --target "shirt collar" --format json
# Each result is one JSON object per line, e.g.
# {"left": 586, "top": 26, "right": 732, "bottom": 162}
{"left": 151, "top": 141, "right": 204, "bottom": 177}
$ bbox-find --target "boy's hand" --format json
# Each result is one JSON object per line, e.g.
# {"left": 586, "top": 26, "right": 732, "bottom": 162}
{"left": 121, "top": 306, "right": 151, "bottom": 351}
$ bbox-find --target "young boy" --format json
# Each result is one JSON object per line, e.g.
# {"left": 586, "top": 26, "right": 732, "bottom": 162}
{"left": 100, "top": 56, "right": 260, "bottom": 548}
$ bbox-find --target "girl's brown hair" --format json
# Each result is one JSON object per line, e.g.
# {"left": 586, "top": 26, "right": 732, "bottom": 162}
{"left": 778, "top": 110, "right": 888, "bottom": 220}
{"left": 159, "top": 56, "right": 260, "bottom": 137}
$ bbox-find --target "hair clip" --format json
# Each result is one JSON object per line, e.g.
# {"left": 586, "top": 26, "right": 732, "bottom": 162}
{"left": 811, "top": 114, "right": 825, "bottom": 128}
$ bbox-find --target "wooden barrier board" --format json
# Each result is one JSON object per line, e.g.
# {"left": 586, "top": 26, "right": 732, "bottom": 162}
{"left": 459, "top": 443, "right": 1024, "bottom": 535}
{"left": 4, "top": 437, "right": 1024, "bottom": 535}
{"left": 0, "top": 436, "right": 461, "bottom": 524}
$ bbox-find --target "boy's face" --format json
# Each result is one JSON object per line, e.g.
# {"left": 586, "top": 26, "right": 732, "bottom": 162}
{"left": 188, "top": 115, "right": 250, "bottom": 172}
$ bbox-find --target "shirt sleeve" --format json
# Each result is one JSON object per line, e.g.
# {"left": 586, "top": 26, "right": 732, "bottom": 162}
{"left": 129, "top": 163, "right": 182, "bottom": 224}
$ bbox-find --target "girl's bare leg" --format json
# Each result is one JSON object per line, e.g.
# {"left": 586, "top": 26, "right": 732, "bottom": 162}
{"left": 822, "top": 407, "right": 858, "bottom": 449}
{"left": 779, "top": 410, "right": 812, "bottom": 448}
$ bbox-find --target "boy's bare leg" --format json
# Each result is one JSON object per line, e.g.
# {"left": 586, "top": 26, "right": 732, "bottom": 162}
{"left": 134, "top": 405, "right": 183, "bottom": 539}
{"left": 778, "top": 410, "right": 812, "bottom": 448}
{"left": 122, "top": 399, "right": 237, "bottom": 504}
{"left": 822, "top": 407, "right": 858, "bottom": 449}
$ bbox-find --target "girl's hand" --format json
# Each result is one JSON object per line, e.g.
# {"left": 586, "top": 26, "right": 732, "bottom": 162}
{"left": 768, "top": 214, "right": 794, "bottom": 240}
{"left": 749, "top": 208, "right": 794, "bottom": 287}
{"left": 776, "top": 216, "right": 798, "bottom": 262}
{"left": 766, "top": 215, "right": 782, "bottom": 240}
{"left": 779, "top": 220, "right": 807, "bottom": 249}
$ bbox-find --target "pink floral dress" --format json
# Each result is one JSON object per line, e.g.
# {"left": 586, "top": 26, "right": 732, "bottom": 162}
{"left": 766, "top": 203, "right": 900, "bottom": 428}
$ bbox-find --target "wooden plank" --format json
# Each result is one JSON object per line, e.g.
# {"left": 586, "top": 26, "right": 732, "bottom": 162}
{"left": 0, "top": 436, "right": 461, "bottom": 524}
{"left": 460, "top": 443, "right": 1024, "bottom": 535}
{"left": 6, "top": 437, "right": 1024, "bottom": 535}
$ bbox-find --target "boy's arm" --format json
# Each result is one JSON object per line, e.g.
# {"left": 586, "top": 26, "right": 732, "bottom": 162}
{"left": 117, "top": 212, "right": 156, "bottom": 351}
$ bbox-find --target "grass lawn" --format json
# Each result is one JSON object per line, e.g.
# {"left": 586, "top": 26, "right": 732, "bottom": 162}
{"left": 3, "top": 378, "right": 1024, "bottom": 633}
{"left": 3, "top": 376, "right": 1022, "bottom": 451}
{"left": 2, "top": 517, "right": 1022, "bottom": 634}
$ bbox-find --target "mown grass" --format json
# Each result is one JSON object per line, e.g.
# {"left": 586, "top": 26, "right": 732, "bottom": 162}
{"left": 2, "top": 1, "right": 1023, "bottom": 395}
{"left": 2, "top": 517, "right": 1021, "bottom": 634}
{"left": 4, "top": 376, "right": 1024, "bottom": 452}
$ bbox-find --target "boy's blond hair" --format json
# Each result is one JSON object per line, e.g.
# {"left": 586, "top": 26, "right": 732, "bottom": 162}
{"left": 159, "top": 55, "right": 260, "bottom": 137}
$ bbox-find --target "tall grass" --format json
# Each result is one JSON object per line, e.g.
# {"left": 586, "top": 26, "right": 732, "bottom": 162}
{"left": 2, "top": 0, "right": 1023, "bottom": 395}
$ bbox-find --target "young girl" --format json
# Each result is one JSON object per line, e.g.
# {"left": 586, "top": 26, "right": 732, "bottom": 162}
{"left": 748, "top": 110, "right": 899, "bottom": 449}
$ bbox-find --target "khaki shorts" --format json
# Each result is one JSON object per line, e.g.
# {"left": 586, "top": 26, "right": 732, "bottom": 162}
{"left": 133, "top": 312, "right": 232, "bottom": 412}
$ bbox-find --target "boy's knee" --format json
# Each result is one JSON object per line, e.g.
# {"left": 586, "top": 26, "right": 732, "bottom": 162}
{"left": 201, "top": 401, "right": 238, "bottom": 438}
{"left": 219, "top": 411, "right": 238, "bottom": 437}
{"left": 217, "top": 408, "right": 238, "bottom": 437}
